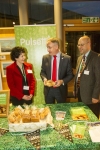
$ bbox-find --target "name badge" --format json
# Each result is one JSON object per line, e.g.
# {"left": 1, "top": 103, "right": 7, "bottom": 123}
{"left": 23, "top": 86, "right": 29, "bottom": 90}
{"left": 84, "top": 70, "right": 89, "bottom": 75}
{"left": 27, "top": 69, "right": 32, "bottom": 73}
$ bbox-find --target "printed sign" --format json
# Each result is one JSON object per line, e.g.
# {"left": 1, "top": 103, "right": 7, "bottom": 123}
{"left": 14, "top": 25, "right": 56, "bottom": 104}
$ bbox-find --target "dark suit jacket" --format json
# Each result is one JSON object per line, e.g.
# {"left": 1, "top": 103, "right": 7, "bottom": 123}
{"left": 40, "top": 53, "right": 74, "bottom": 101}
{"left": 6, "top": 62, "right": 36, "bottom": 100}
{"left": 74, "top": 50, "right": 100, "bottom": 104}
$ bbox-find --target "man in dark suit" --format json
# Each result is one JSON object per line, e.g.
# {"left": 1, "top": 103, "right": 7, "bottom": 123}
{"left": 40, "top": 37, "right": 74, "bottom": 104}
{"left": 74, "top": 35, "right": 100, "bottom": 118}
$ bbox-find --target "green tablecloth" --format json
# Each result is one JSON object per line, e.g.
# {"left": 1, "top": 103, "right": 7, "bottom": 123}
{"left": 0, "top": 102, "right": 100, "bottom": 150}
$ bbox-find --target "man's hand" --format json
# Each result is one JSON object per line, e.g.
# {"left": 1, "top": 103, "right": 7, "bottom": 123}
{"left": 53, "top": 80, "right": 63, "bottom": 87}
{"left": 43, "top": 78, "right": 47, "bottom": 86}
{"left": 92, "top": 98, "right": 99, "bottom": 103}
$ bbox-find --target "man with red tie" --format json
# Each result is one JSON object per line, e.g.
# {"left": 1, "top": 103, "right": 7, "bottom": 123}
{"left": 40, "top": 37, "right": 74, "bottom": 104}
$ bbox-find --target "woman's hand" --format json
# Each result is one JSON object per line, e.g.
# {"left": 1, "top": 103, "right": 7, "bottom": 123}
{"left": 22, "top": 95, "right": 32, "bottom": 101}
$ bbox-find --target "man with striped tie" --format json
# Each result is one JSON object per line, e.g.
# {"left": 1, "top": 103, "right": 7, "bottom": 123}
{"left": 74, "top": 35, "right": 100, "bottom": 118}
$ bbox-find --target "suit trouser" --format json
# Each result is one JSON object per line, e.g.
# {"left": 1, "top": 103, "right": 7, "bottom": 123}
{"left": 45, "top": 87, "right": 66, "bottom": 104}
{"left": 77, "top": 88, "right": 100, "bottom": 119}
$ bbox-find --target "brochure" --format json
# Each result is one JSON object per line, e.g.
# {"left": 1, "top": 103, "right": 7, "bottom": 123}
{"left": 87, "top": 122, "right": 100, "bottom": 142}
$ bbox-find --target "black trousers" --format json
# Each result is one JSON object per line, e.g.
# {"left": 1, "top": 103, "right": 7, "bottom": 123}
{"left": 45, "top": 87, "right": 66, "bottom": 104}
{"left": 77, "top": 88, "right": 100, "bottom": 119}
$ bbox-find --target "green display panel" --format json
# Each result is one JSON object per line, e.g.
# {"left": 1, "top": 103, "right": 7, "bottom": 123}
{"left": 14, "top": 25, "right": 56, "bottom": 104}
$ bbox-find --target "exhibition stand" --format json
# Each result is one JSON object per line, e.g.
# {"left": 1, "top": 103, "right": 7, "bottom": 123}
{"left": 0, "top": 102, "right": 100, "bottom": 150}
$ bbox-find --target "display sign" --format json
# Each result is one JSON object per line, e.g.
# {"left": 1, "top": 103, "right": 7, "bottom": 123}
{"left": 0, "top": 90, "right": 10, "bottom": 117}
{"left": 82, "top": 17, "right": 99, "bottom": 23}
{"left": 14, "top": 25, "right": 56, "bottom": 105}
{"left": 0, "top": 93, "right": 6, "bottom": 104}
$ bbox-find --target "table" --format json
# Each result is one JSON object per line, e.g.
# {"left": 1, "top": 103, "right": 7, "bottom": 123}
{"left": 0, "top": 102, "right": 100, "bottom": 150}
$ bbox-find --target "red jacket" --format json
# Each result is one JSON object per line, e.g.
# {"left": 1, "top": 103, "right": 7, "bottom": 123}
{"left": 6, "top": 62, "right": 36, "bottom": 100}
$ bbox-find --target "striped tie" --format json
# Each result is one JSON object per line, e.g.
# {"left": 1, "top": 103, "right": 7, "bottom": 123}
{"left": 77, "top": 55, "right": 86, "bottom": 88}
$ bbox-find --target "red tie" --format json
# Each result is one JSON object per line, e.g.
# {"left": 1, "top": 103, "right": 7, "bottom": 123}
{"left": 52, "top": 55, "right": 57, "bottom": 81}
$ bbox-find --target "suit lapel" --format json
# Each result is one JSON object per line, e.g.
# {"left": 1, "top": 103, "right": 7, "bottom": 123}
{"left": 13, "top": 62, "right": 22, "bottom": 76}
{"left": 85, "top": 51, "right": 92, "bottom": 67}
{"left": 58, "top": 53, "right": 64, "bottom": 77}
{"left": 24, "top": 63, "right": 30, "bottom": 76}
{"left": 48, "top": 55, "right": 51, "bottom": 79}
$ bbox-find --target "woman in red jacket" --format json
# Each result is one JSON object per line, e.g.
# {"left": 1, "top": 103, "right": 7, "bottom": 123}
{"left": 6, "top": 46, "right": 36, "bottom": 106}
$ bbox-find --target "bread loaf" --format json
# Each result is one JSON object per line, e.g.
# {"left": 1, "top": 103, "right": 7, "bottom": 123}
{"left": 22, "top": 114, "right": 31, "bottom": 123}
{"left": 40, "top": 107, "right": 50, "bottom": 119}
{"left": 22, "top": 109, "right": 31, "bottom": 123}
{"left": 31, "top": 109, "right": 40, "bottom": 122}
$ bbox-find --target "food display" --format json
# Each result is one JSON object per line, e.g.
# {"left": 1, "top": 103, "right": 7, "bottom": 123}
{"left": 1, "top": 101, "right": 98, "bottom": 150}
{"left": 72, "top": 124, "right": 86, "bottom": 139}
{"left": 8, "top": 106, "right": 50, "bottom": 123}
{"left": 70, "top": 107, "right": 89, "bottom": 120}
{"left": 55, "top": 111, "right": 66, "bottom": 120}
{"left": 8, "top": 105, "right": 54, "bottom": 132}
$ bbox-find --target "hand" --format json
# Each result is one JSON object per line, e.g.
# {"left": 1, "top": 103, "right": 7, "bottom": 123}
{"left": 92, "top": 98, "right": 99, "bottom": 103}
{"left": 28, "top": 94, "right": 33, "bottom": 99}
{"left": 53, "top": 80, "right": 63, "bottom": 87}
{"left": 22, "top": 95, "right": 32, "bottom": 101}
{"left": 44, "top": 78, "right": 47, "bottom": 86}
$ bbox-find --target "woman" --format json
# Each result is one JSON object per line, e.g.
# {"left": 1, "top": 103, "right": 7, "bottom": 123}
{"left": 6, "top": 46, "right": 36, "bottom": 106}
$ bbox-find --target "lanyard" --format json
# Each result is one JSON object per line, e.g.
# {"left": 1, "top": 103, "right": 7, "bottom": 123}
{"left": 22, "top": 64, "right": 27, "bottom": 84}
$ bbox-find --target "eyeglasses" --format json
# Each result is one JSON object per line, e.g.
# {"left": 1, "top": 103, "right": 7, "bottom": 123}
{"left": 77, "top": 42, "right": 89, "bottom": 47}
